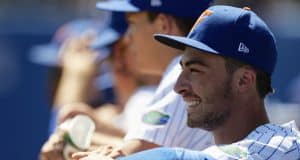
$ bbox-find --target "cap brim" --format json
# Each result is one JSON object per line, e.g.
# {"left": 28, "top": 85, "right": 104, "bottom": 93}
{"left": 30, "top": 43, "right": 111, "bottom": 68}
{"left": 154, "top": 34, "right": 219, "bottom": 55}
{"left": 29, "top": 44, "right": 60, "bottom": 67}
{"left": 91, "top": 28, "right": 121, "bottom": 49}
{"left": 96, "top": 1, "right": 140, "bottom": 12}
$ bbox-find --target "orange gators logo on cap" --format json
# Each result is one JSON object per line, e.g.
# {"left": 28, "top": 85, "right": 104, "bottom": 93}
{"left": 190, "top": 9, "right": 213, "bottom": 32}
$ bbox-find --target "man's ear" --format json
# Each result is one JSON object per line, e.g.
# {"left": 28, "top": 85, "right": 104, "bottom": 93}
{"left": 234, "top": 67, "right": 256, "bottom": 93}
{"left": 152, "top": 13, "right": 174, "bottom": 34}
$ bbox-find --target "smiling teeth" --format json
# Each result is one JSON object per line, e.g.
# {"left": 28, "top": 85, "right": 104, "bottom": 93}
{"left": 186, "top": 101, "right": 200, "bottom": 106}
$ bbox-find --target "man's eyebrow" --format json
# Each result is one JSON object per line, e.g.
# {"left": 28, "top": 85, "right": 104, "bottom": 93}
{"left": 180, "top": 59, "right": 209, "bottom": 68}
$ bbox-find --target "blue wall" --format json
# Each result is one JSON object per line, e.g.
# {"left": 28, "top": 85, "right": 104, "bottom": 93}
{"left": 0, "top": 34, "right": 51, "bottom": 160}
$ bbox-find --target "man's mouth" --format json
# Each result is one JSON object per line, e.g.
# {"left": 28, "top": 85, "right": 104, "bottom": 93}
{"left": 182, "top": 93, "right": 202, "bottom": 108}
{"left": 185, "top": 100, "right": 201, "bottom": 107}
{"left": 184, "top": 97, "right": 202, "bottom": 108}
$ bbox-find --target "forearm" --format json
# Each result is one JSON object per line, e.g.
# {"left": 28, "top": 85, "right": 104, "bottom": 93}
{"left": 91, "top": 132, "right": 124, "bottom": 147}
{"left": 54, "top": 69, "right": 94, "bottom": 108}
{"left": 93, "top": 119, "right": 126, "bottom": 138}
{"left": 120, "top": 139, "right": 160, "bottom": 155}
{"left": 71, "top": 138, "right": 160, "bottom": 160}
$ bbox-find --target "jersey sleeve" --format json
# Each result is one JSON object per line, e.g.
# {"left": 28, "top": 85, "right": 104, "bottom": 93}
{"left": 117, "top": 147, "right": 216, "bottom": 160}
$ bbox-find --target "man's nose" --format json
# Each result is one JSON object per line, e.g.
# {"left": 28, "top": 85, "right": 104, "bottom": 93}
{"left": 174, "top": 71, "right": 189, "bottom": 95}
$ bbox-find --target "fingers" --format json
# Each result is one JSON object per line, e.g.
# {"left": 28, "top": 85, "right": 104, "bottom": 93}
{"left": 100, "top": 145, "right": 114, "bottom": 156}
{"left": 108, "top": 148, "right": 126, "bottom": 159}
{"left": 71, "top": 151, "right": 90, "bottom": 159}
{"left": 65, "top": 31, "right": 96, "bottom": 54}
{"left": 80, "top": 30, "right": 96, "bottom": 47}
{"left": 39, "top": 132, "right": 65, "bottom": 160}
{"left": 74, "top": 152, "right": 114, "bottom": 160}
{"left": 59, "top": 37, "right": 79, "bottom": 57}
{"left": 58, "top": 31, "right": 98, "bottom": 65}
{"left": 71, "top": 145, "right": 115, "bottom": 160}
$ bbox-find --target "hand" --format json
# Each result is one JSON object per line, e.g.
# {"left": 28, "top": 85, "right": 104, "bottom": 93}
{"left": 72, "top": 145, "right": 126, "bottom": 160}
{"left": 40, "top": 131, "right": 65, "bottom": 160}
{"left": 76, "top": 153, "right": 115, "bottom": 160}
{"left": 58, "top": 32, "right": 101, "bottom": 76}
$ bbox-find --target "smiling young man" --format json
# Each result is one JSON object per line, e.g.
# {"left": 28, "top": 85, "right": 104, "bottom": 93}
{"left": 88, "top": 5, "right": 300, "bottom": 160}
{"left": 72, "top": 0, "right": 213, "bottom": 159}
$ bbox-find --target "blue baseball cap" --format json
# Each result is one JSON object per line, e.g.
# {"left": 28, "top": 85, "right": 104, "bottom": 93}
{"left": 29, "top": 19, "right": 108, "bottom": 67}
{"left": 154, "top": 5, "right": 277, "bottom": 75}
{"left": 96, "top": 0, "right": 213, "bottom": 19}
{"left": 91, "top": 12, "right": 128, "bottom": 49}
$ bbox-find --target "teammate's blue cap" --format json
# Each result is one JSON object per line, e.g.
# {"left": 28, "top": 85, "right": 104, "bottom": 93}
{"left": 92, "top": 12, "right": 127, "bottom": 48}
{"left": 29, "top": 19, "right": 107, "bottom": 67}
{"left": 154, "top": 5, "right": 278, "bottom": 75}
{"left": 96, "top": 0, "right": 213, "bottom": 19}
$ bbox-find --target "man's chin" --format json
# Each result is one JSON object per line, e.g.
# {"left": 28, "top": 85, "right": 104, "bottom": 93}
{"left": 187, "top": 120, "right": 215, "bottom": 131}
{"left": 187, "top": 110, "right": 230, "bottom": 131}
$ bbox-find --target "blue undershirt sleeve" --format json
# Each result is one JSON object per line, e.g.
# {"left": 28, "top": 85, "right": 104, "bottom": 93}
{"left": 117, "top": 147, "right": 215, "bottom": 160}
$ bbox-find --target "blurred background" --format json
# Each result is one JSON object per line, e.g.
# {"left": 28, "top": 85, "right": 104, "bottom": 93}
{"left": 0, "top": 0, "right": 299, "bottom": 159}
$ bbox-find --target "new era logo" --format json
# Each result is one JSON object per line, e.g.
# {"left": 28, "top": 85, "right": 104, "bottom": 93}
{"left": 151, "top": 0, "right": 162, "bottom": 7}
{"left": 238, "top": 42, "right": 250, "bottom": 54}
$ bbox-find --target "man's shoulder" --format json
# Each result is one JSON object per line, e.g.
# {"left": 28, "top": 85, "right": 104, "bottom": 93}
{"left": 244, "top": 121, "right": 300, "bottom": 145}
{"left": 202, "top": 121, "right": 300, "bottom": 160}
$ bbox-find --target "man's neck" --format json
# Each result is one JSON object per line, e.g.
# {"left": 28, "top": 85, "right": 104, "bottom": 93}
{"left": 213, "top": 97, "right": 269, "bottom": 145}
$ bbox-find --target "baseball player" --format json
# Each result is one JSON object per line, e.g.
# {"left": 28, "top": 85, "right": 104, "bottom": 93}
{"left": 40, "top": 12, "right": 137, "bottom": 160}
{"left": 29, "top": 18, "right": 112, "bottom": 135}
{"left": 72, "top": 0, "right": 214, "bottom": 159}
{"left": 91, "top": 5, "right": 300, "bottom": 160}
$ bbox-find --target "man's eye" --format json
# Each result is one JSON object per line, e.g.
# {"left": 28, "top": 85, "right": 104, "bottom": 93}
{"left": 190, "top": 68, "right": 200, "bottom": 73}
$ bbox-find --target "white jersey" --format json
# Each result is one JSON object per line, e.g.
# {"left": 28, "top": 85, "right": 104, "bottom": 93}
{"left": 119, "top": 121, "right": 300, "bottom": 160}
{"left": 125, "top": 56, "right": 213, "bottom": 150}
{"left": 114, "top": 86, "right": 157, "bottom": 132}
{"left": 201, "top": 121, "right": 300, "bottom": 160}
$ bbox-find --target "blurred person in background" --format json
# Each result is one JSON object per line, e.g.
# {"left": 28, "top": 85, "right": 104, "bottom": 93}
{"left": 40, "top": 12, "right": 161, "bottom": 160}
{"left": 29, "top": 18, "right": 115, "bottom": 133}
